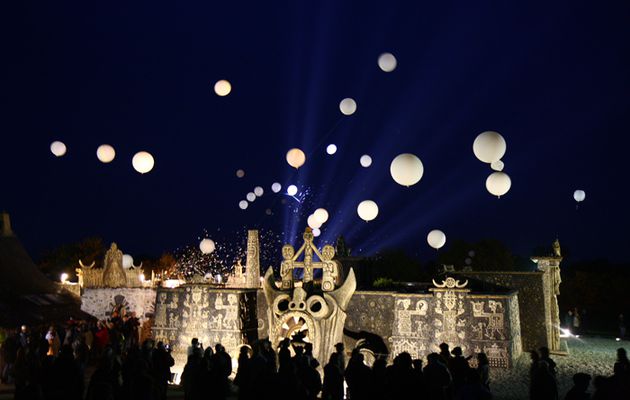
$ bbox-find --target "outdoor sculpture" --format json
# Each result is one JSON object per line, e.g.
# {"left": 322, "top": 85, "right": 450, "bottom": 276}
{"left": 102, "top": 242, "right": 128, "bottom": 288}
{"left": 263, "top": 227, "right": 355, "bottom": 366}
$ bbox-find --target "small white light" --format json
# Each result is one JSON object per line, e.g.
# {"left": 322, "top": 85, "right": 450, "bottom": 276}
{"left": 360, "top": 155, "right": 372, "bottom": 168}
{"left": 246, "top": 192, "right": 256, "bottom": 202}
{"left": 50, "top": 141, "right": 67, "bottom": 157}
{"left": 236, "top": 169, "right": 245, "bottom": 178}
{"left": 377, "top": 52, "right": 397, "bottom": 72}
{"left": 254, "top": 186, "right": 264, "bottom": 197}
{"left": 239, "top": 200, "right": 248, "bottom": 210}
{"left": 60, "top": 273, "right": 69, "bottom": 282}
{"left": 312, "top": 228, "right": 321, "bottom": 237}
{"left": 139, "top": 274, "right": 145, "bottom": 282}
{"left": 96, "top": 144, "right": 116, "bottom": 163}
{"left": 287, "top": 185, "right": 298, "bottom": 196}
{"left": 132, "top": 151, "right": 155, "bottom": 174}
{"left": 214, "top": 79, "right": 232, "bottom": 96}
{"left": 326, "top": 144, "right": 337, "bottom": 155}
{"left": 616, "top": 338, "right": 621, "bottom": 342}
{"left": 271, "top": 182, "right": 282, "bottom": 193}
{"left": 339, "top": 98, "right": 357, "bottom": 115}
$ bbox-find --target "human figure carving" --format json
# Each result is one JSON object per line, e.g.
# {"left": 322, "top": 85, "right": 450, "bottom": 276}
{"left": 102, "top": 242, "right": 127, "bottom": 288}
{"left": 280, "top": 245, "right": 295, "bottom": 289}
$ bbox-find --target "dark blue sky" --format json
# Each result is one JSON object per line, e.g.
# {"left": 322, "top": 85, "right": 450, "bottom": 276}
{"left": 3, "top": 1, "right": 630, "bottom": 263}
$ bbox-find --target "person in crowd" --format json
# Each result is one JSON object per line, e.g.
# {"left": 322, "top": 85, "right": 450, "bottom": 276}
{"left": 564, "top": 373, "right": 591, "bottom": 400}
{"left": 0, "top": 329, "right": 18, "bottom": 384}
{"left": 449, "top": 346, "right": 471, "bottom": 391}
{"left": 322, "top": 353, "right": 344, "bottom": 400}
{"left": 539, "top": 347, "right": 557, "bottom": 377}
{"left": 344, "top": 350, "right": 372, "bottom": 400}
{"left": 476, "top": 352, "right": 490, "bottom": 390}
{"left": 529, "top": 350, "right": 557, "bottom": 400}
{"left": 439, "top": 342, "right": 453, "bottom": 365}
{"left": 234, "top": 346, "right": 250, "bottom": 399}
{"left": 423, "top": 352, "right": 451, "bottom": 400}
{"left": 619, "top": 314, "right": 626, "bottom": 340}
{"left": 564, "top": 310, "right": 573, "bottom": 330}
{"left": 334, "top": 342, "right": 345, "bottom": 370}
{"left": 187, "top": 338, "right": 201, "bottom": 356}
{"left": 454, "top": 368, "right": 492, "bottom": 400}
{"left": 211, "top": 343, "right": 232, "bottom": 400}
{"left": 181, "top": 347, "right": 204, "bottom": 400}
{"left": 152, "top": 341, "right": 175, "bottom": 400}
{"left": 572, "top": 307, "right": 581, "bottom": 335}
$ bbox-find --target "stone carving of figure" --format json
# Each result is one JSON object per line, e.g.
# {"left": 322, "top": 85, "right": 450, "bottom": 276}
{"left": 280, "top": 245, "right": 295, "bottom": 289}
{"left": 552, "top": 239, "right": 561, "bottom": 257}
{"left": 102, "top": 243, "right": 127, "bottom": 288}
{"left": 321, "top": 245, "right": 338, "bottom": 292}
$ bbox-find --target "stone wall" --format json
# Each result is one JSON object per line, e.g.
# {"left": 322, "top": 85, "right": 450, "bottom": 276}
{"left": 81, "top": 288, "right": 157, "bottom": 321}
{"left": 344, "top": 289, "right": 521, "bottom": 368}
{"left": 152, "top": 285, "right": 259, "bottom": 381}
{"left": 460, "top": 272, "right": 548, "bottom": 352}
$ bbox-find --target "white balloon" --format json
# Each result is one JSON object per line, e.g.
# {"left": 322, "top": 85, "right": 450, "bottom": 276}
{"left": 360, "top": 155, "right": 372, "bottom": 168}
{"left": 199, "top": 238, "right": 215, "bottom": 254}
{"left": 339, "top": 98, "right": 357, "bottom": 115}
{"left": 246, "top": 192, "right": 256, "bottom": 202}
{"left": 307, "top": 214, "right": 322, "bottom": 229}
{"left": 287, "top": 185, "right": 298, "bottom": 196}
{"left": 312, "top": 228, "right": 321, "bottom": 237}
{"left": 50, "top": 141, "right": 67, "bottom": 157}
{"left": 236, "top": 169, "right": 245, "bottom": 178}
{"left": 473, "top": 131, "right": 507, "bottom": 163}
{"left": 132, "top": 151, "right": 155, "bottom": 174}
{"left": 122, "top": 254, "right": 133, "bottom": 269}
{"left": 357, "top": 200, "right": 379, "bottom": 222}
{"left": 214, "top": 79, "right": 232, "bottom": 96}
{"left": 271, "top": 182, "right": 282, "bottom": 193}
{"left": 314, "top": 208, "right": 329, "bottom": 224}
{"left": 377, "top": 52, "right": 397, "bottom": 72}
{"left": 486, "top": 172, "right": 512, "bottom": 197}
{"left": 286, "top": 148, "right": 306, "bottom": 169}
{"left": 573, "top": 190, "right": 586, "bottom": 202}
{"left": 239, "top": 200, "right": 248, "bottom": 210}
{"left": 427, "top": 230, "right": 447, "bottom": 250}
{"left": 326, "top": 144, "right": 337, "bottom": 155}
{"left": 96, "top": 144, "right": 116, "bottom": 163}
{"left": 390, "top": 153, "right": 424, "bottom": 186}
{"left": 490, "top": 160, "right": 504, "bottom": 172}
{"left": 254, "top": 186, "right": 264, "bottom": 197}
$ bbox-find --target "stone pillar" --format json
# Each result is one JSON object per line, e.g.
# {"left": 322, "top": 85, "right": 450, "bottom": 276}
{"left": 1, "top": 212, "right": 13, "bottom": 237}
{"left": 531, "top": 255, "right": 562, "bottom": 352}
{"left": 246, "top": 230, "right": 260, "bottom": 288}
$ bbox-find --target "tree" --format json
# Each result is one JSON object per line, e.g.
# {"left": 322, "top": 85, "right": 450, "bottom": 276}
{"left": 438, "top": 239, "right": 528, "bottom": 271}
{"left": 38, "top": 237, "right": 106, "bottom": 280}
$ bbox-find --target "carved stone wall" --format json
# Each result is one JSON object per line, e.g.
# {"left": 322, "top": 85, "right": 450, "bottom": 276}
{"left": 81, "top": 288, "right": 156, "bottom": 322}
{"left": 460, "top": 272, "right": 548, "bottom": 352}
{"left": 152, "top": 286, "right": 259, "bottom": 381}
{"left": 345, "top": 289, "right": 521, "bottom": 368}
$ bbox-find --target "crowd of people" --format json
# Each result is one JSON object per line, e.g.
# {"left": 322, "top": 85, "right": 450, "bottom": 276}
{"left": 1, "top": 316, "right": 630, "bottom": 399}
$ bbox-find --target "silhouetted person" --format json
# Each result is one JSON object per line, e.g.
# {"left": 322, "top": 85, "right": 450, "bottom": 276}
{"left": 181, "top": 348, "right": 204, "bottom": 400}
{"left": 211, "top": 344, "right": 232, "bottom": 400}
{"left": 152, "top": 341, "right": 174, "bottom": 400}
{"left": 564, "top": 373, "right": 591, "bottom": 400}
{"left": 86, "top": 354, "right": 119, "bottom": 400}
{"left": 301, "top": 358, "right": 322, "bottom": 400}
{"left": 334, "top": 342, "right": 345, "bottom": 370}
{"left": 449, "top": 346, "right": 471, "bottom": 390}
{"left": 234, "top": 346, "right": 251, "bottom": 399}
{"left": 476, "top": 352, "right": 490, "bottom": 390}
{"left": 323, "top": 353, "right": 344, "bottom": 400}
{"left": 454, "top": 368, "right": 492, "bottom": 400}
{"left": 412, "top": 358, "right": 426, "bottom": 394}
{"left": 424, "top": 352, "right": 451, "bottom": 400}
{"left": 529, "top": 350, "right": 557, "bottom": 400}
{"left": 49, "top": 344, "right": 83, "bottom": 400}
{"left": 614, "top": 347, "right": 630, "bottom": 377}
{"left": 539, "top": 347, "right": 557, "bottom": 377}
{"left": 388, "top": 352, "right": 416, "bottom": 399}
{"left": 439, "top": 343, "right": 453, "bottom": 365}
{"left": 345, "top": 351, "right": 372, "bottom": 400}
{"left": 278, "top": 338, "right": 292, "bottom": 374}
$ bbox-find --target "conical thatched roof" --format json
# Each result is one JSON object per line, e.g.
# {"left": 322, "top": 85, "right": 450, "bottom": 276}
{"left": 0, "top": 212, "right": 92, "bottom": 327}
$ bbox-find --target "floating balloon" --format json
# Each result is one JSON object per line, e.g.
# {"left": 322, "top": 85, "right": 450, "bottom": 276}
{"left": 96, "top": 144, "right": 116, "bottom": 163}
{"left": 485, "top": 172, "right": 512, "bottom": 197}
{"left": 214, "top": 79, "right": 232, "bottom": 96}
{"left": 246, "top": 192, "right": 256, "bottom": 202}
{"left": 357, "top": 200, "right": 379, "bottom": 222}
{"left": 390, "top": 153, "right": 424, "bottom": 187}
{"left": 60, "top": 273, "right": 69, "bottom": 282}
{"left": 122, "top": 254, "right": 133, "bottom": 269}
{"left": 360, "top": 155, "right": 372, "bottom": 168}
{"left": 286, "top": 148, "right": 306, "bottom": 169}
{"left": 50, "top": 141, "right": 67, "bottom": 157}
{"left": 473, "top": 131, "right": 507, "bottom": 163}
{"left": 287, "top": 185, "right": 298, "bottom": 196}
{"left": 254, "top": 186, "right": 264, "bottom": 197}
{"left": 271, "top": 182, "right": 282, "bottom": 193}
{"left": 307, "top": 214, "right": 322, "bottom": 229}
{"left": 314, "top": 208, "right": 329, "bottom": 224}
{"left": 427, "top": 230, "right": 447, "bottom": 250}
{"left": 326, "top": 144, "right": 337, "bottom": 155}
{"left": 199, "top": 238, "right": 215, "bottom": 254}
{"left": 132, "top": 151, "right": 155, "bottom": 174}
{"left": 313, "top": 228, "right": 321, "bottom": 237}
{"left": 339, "top": 98, "right": 357, "bottom": 115}
{"left": 265, "top": 208, "right": 272, "bottom": 216}
{"left": 378, "top": 52, "right": 397, "bottom": 72}
{"left": 490, "top": 160, "right": 504, "bottom": 172}
{"left": 574, "top": 190, "right": 586, "bottom": 203}
{"left": 239, "top": 200, "right": 248, "bottom": 210}
{"left": 236, "top": 169, "right": 245, "bottom": 178}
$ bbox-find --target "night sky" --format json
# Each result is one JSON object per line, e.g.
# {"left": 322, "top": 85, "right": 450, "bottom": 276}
{"left": 4, "top": 1, "right": 630, "bottom": 264}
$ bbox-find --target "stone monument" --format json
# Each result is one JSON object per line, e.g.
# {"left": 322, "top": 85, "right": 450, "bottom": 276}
{"left": 102, "top": 243, "right": 127, "bottom": 288}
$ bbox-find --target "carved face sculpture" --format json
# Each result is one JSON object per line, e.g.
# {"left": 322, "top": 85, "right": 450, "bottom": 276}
{"left": 262, "top": 267, "right": 356, "bottom": 367}
{"left": 282, "top": 245, "right": 295, "bottom": 260}
{"left": 321, "top": 245, "right": 335, "bottom": 261}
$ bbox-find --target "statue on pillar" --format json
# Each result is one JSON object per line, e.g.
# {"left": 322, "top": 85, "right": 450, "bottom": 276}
{"left": 321, "top": 245, "right": 339, "bottom": 292}
{"left": 280, "top": 245, "right": 295, "bottom": 289}
{"left": 102, "top": 243, "right": 127, "bottom": 288}
{"left": 552, "top": 239, "right": 561, "bottom": 257}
